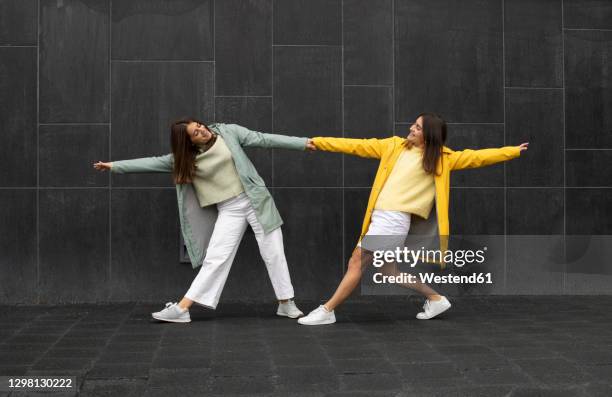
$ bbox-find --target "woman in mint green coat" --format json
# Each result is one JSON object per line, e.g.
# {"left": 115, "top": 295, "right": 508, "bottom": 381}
{"left": 94, "top": 120, "right": 314, "bottom": 323}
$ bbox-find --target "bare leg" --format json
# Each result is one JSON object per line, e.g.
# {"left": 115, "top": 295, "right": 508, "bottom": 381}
{"left": 178, "top": 297, "right": 193, "bottom": 310}
{"left": 323, "top": 247, "right": 443, "bottom": 312}
{"left": 323, "top": 247, "right": 372, "bottom": 311}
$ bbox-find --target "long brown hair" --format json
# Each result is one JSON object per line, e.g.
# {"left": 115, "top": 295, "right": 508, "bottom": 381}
{"left": 170, "top": 117, "right": 209, "bottom": 184}
{"left": 404, "top": 112, "right": 447, "bottom": 175}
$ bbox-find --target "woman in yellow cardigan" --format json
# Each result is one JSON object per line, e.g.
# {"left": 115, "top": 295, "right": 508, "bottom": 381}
{"left": 299, "top": 112, "right": 529, "bottom": 325}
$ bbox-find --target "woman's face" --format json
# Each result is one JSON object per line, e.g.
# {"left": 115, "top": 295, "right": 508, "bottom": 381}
{"left": 407, "top": 116, "right": 425, "bottom": 147}
{"left": 186, "top": 122, "right": 214, "bottom": 145}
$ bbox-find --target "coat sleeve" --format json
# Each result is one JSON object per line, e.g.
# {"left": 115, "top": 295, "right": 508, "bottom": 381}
{"left": 229, "top": 124, "right": 307, "bottom": 151}
{"left": 111, "top": 154, "right": 174, "bottom": 174}
{"left": 448, "top": 146, "right": 521, "bottom": 171}
{"left": 312, "top": 137, "right": 392, "bottom": 159}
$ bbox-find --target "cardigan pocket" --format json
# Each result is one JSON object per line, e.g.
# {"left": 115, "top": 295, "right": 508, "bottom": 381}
{"left": 246, "top": 175, "right": 266, "bottom": 187}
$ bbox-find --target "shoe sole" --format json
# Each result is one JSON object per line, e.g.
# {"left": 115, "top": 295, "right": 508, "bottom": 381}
{"left": 416, "top": 303, "right": 451, "bottom": 320}
{"left": 297, "top": 318, "right": 336, "bottom": 325}
{"left": 276, "top": 311, "right": 304, "bottom": 319}
{"left": 151, "top": 314, "right": 191, "bottom": 323}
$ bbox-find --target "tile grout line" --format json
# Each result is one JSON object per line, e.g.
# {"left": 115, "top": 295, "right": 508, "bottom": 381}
{"left": 215, "top": 95, "right": 272, "bottom": 98}
{"left": 502, "top": 0, "right": 507, "bottom": 294}
{"left": 1, "top": 186, "right": 176, "bottom": 190}
{"left": 4, "top": 185, "right": 612, "bottom": 189}
{"left": 147, "top": 303, "right": 166, "bottom": 380}
{"left": 341, "top": 0, "right": 345, "bottom": 272}
{"left": 565, "top": 148, "right": 612, "bottom": 151}
{"left": 108, "top": 0, "right": 113, "bottom": 301}
{"left": 271, "top": 0, "right": 274, "bottom": 188}
{"left": 272, "top": 44, "right": 340, "bottom": 47}
{"left": 111, "top": 59, "right": 215, "bottom": 63}
{"left": 563, "top": 28, "right": 612, "bottom": 32}
{"left": 86, "top": 306, "right": 133, "bottom": 379}
{"left": 27, "top": 314, "right": 88, "bottom": 378}
{"left": 36, "top": 0, "right": 40, "bottom": 305}
{"left": 504, "top": 86, "right": 563, "bottom": 90}
{"left": 400, "top": 122, "right": 507, "bottom": 125}
{"left": 392, "top": 0, "right": 396, "bottom": 136}
{"left": 39, "top": 122, "right": 110, "bottom": 125}
{"left": 212, "top": 0, "right": 215, "bottom": 123}
{"left": 561, "top": 0, "right": 567, "bottom": 294}
{"left": 345, "top": 84, "right": 393, "bottom": 88}
{"left": 208, "top": 0, "right": 215, "bottom": 265}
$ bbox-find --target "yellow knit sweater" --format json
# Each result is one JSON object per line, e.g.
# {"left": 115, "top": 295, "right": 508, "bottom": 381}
{"left": 374, "top": 146, "right": 435, "bottom": 219}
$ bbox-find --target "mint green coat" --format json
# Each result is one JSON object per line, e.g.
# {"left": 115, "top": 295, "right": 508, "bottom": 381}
{"left": 111, "top": 123, "right": 308, "bottom": 268}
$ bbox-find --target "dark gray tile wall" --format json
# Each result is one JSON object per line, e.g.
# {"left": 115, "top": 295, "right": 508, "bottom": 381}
{"left": 504, "top": 0, "right": 563, "bottom": 88}
{"left": 564, "top": 0, "right": 612, "bottom": 29}
{"left": 395, "top": 0, "right": 503, "bottom": 123}
{"left": 110, "top": 189, "right": 191, "bottom": 301}
{"left": 0, "top": 47, "right": 37, "bottom": 187}
{"left": 0, "top": 0, "right": 37, "bottom": 45}
{"left": 449, "top": 189, "right": 505, "bottom": 235}
{"left": 505, "top": 88, "right": 564, "bottom": 187}
{"left": 2, "top": 0, "right": 611, "bottom": 302}
{"left": 446, "top": 124, "right": 505, "bottom": 187}
{"left": 0, "top": 190, "right": 37, "bottom": 303}
{"left": 39, "top": 189, "right": 110, "bottom": 303}
{"left": 215, "top": 0, "right": 271, "bottom": 95}
{"left": 273, "top": 45, "right": 342, "bottom": 187}
{"left": 343, "top": 0, "right": 392, "bottom": 85}
{"left": 111, "top": 0, "right": 213, "bottom": 61}
{"left": 506, "top": 189, "right": 565, "bottom": 294}
{"left": 344, "top": 86, "right": 393, "bottom": 187}
{"left": 566, "top": 189, "right": 612, "bottom": 235}
{"left": 565, "top": 30, "right": 612, "bottom": 149}
{"left": 110, "top": 61, "right": 214, "bottom": 187}
{"left": 507, "top": 189, "right": 564, "bottom": 235}
{"left": 344, "top": 188, "right": 370, "bottom": 264}
{"left": 39, "top": 0, "right": 109, "bottom": 123}
{"left": 272, "top": 188, "right": 344, "bottom": 298}
{"left": 566, "top": 150, "right": 612, "bottom": 187}
{"left": 273, "top": 0, "right": 341, "bottom": 45}
{"left": 39, "top": 125, "right": 109, "bottom": 187}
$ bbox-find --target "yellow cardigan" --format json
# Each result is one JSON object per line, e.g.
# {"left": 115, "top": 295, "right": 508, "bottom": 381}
{"left": 313, "top": 136, "right": 522, "bottom": 249}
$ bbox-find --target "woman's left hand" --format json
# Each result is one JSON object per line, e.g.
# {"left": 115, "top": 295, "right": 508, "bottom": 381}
{"left": 518, "top": 142, "right": 529, "bottom": 151}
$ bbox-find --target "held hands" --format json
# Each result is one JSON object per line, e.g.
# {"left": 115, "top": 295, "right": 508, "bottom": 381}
{"left": 518, "top": 142, "right": 529, "bottom": 152}
{"left": 306, "top": 138, "right": 317, "bottom": 151}
{"left": 93, "top": 161, "right": 112, "bottom": 171}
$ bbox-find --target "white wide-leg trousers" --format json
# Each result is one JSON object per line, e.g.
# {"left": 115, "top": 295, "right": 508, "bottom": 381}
{"left": 184, "top": 193, "right": 295, "bottom": 309}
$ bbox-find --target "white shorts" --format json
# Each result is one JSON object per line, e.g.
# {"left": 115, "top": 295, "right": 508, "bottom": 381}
{"left": 358, "top": 210, "right": 411, "bottom": 251}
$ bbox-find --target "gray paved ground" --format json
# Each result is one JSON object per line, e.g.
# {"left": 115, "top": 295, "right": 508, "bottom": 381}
{"left": 1, "top": 296, "right": 612, "bottom": 396}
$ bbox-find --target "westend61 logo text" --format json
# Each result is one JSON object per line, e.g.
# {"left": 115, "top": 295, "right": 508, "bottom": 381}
{"left": 372, "top": 247, "right": 487, "bottom": 268}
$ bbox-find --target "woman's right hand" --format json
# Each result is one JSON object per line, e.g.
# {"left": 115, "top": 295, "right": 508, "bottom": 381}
{"left": 93, "top": 161, "right": 112, "bottom": 171}
{"left": 306, "top": 138, "right": 317, "bottom": 151}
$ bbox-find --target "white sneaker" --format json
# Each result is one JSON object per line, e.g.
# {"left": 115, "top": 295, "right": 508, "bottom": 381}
{"left": 277, "top": 300, "right": 304, "bottom": 318}
{"left": 416, "top": 296, "right": 451, "bottom": 320}
{"left": 297, "top": 305, "right": 336, "bottom": 325}
{"left": 152, "top": 302, "right": 191, "bottom": 323}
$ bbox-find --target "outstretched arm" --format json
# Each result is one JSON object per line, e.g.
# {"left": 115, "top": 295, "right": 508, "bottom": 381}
{"left": 93, "top": 154, "right": 174, "bottom": 174}
{"left": 229, "top": 124, "right": 310, "bottom": 151}
{"left": 312, "top": 136, "right": 394, "bottom": 159}
{"left": 449, "top": 143, "right": 528, "bottom": 171}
